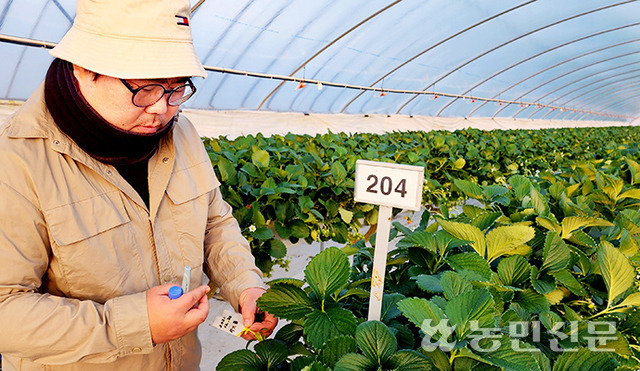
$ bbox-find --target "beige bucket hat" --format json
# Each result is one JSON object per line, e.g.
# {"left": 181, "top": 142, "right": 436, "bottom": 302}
{"left": 50, "top": 0, "right": 207, "bottom": 79}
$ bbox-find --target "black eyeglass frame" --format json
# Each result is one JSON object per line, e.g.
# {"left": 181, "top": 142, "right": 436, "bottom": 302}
{"left": 120, "top": 78, "right": 197, "bottom": 107}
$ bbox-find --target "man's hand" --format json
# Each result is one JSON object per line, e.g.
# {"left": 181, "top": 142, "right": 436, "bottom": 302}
{"left": 147, "top": 284, "right": 210, "bottom": 344}
{"left": 237, "top": 287, "right": 278, "bottom": 341}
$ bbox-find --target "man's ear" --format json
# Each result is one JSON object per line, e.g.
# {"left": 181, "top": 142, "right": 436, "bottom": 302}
{"left": 72, "top": 64, "right": 100, "bottom": 85}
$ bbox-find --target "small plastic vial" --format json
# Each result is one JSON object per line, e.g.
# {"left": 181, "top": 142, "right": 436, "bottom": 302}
{"left": 168, "top": 285, "right": 183, "bottom": 299}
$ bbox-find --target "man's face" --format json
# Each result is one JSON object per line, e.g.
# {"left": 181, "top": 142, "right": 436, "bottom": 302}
{"left": 73, "top": 65, "right": 183, "bottom": 134}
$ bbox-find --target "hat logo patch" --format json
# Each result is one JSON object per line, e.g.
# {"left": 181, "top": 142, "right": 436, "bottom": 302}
{"left": 176, "top": 15, "right": 189, "bottom": 26}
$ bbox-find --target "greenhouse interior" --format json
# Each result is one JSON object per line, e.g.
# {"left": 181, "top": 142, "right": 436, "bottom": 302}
{"left": 2, "top": 0, "right": 640, "bottom": 370}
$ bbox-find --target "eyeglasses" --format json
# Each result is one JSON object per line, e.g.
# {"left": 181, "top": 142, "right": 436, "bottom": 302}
{"left": 120, "top": 78, "right": 196, "bottom": 107}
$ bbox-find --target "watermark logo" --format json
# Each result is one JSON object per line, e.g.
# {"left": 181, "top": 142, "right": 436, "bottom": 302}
{"left": 420, "top": 320, "right": 617, "bottom": 353}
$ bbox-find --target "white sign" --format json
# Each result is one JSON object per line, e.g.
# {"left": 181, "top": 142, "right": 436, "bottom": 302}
{"left": 354, "top": 160, "right": 424, "bottom": 211}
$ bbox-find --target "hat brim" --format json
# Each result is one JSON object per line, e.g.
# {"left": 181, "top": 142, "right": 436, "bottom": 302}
{"left": 51, "top": 26, "right": 207, "bottom": 79}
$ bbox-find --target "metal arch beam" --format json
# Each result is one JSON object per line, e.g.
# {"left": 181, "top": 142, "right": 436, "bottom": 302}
{"left": 528, "top": 67, "right": 640, "bottom": 119}
{"left": 581, "top": 87, "right": 640, "bottom": 114}
{"left": 396, "top": 0, "right": 638, "bottom": 116}
{"left": 51, "top": 0, "right": 73, "bottom": 23}
{"left": 537, "top": 63, "right": 640, "bottom": 119}
{"left": 562, "top": 83, "right": 640, "bottom": 120}
{"left": 487, "top": 47, "right": 640, "bottom": 118}
{"left": 508, "top": 53, "right": 640, "bottom": 118}
{"left": 556, "top": 68, "right": 640, "bottom": 111}
{"left": 555, "top": 81, "right": 640, "bottom": 120}
{"left": 256, "top": 0, "right": 403, "bottom": 111}
{"left": 551, "top": 80, "right": 640, "bottom": 120}
{"left": 207, "top": 0, "right": 296, "bottom": 108}
{"left": 575, "top": 93, "right": 640, "bottom": 120}
{"left": 464, "top": 37, "right": 640, "bottom": 118}
{"left": 191, "top": 0, "right": 206, "bottom": 14}
{"left": 4, "top": 2, "right": 50, "bottom": 98}
{"left": 337, "top": 0, "right": 536, "bottom": 114}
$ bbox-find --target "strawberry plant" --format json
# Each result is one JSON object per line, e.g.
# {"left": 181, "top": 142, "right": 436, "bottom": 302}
{"left": 217, "top": 155, "right": 640, "bottom": 370}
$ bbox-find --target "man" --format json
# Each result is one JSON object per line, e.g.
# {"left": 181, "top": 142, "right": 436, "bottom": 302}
{"left": 0, "top": 0, "right": 276, "bottom": 369}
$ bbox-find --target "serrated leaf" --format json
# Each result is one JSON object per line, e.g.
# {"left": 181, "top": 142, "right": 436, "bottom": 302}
{"left": 333, "top": 353, "right": 375, "bottom": 371}
{"left": 266, "top": 277, "right": 305, "bottom": 288}
{"left": 251, "top": 148, "right": 270, "bottom": 167}
{"left": 541, "top": 231, "right": 571, "bottom": 273}
{"left": 440, "top": 271, "right": 473, "bottom": 300}
{"left": 553, "top": 347, "right": 619, "bottom": 371}
{"left": 464, "top": 335, "right": 542, "bottom": 371}
{"left": 415, "top": 274, "right": 443, "bottom": 293}
{"left": 446, "top": 252, "right": 493, "bottom": 281}
{"left": 515, "top": 289, "right": 550, "bottom": 313}
{"left": 497, "top": 255, "right": 530, "bottom": 287}
{"left": 471, "top": 211, "right": 502, "bottom": 231}
{"left": 398, "top": 231, "right": 437, "bottom": 254}
{"left": 304, "top": 247, "right": 350, "bottom": 301}
{"left": 530, "top": 185, "right": 548, "bottom": 215}
{"left": 304, "top": 307, "right": 357, "bottom": 349}
{"left": 485, "top": 225, "right": 535, "bottom": 263}
{"left": 355, "top": 321, "right": 397, "bottom": 365}
{"left": 453, "top": 178, "right": 484, "bottom": 199}
{"left": 254, "top": 339, "right": 289, "bottom": 369}
{"left": 257, "top": 284, "right": 314, "bottom": 320}
{"left": 388, "top": 350, "right": 435, "bottom": 370}
{"left": 561, "top": 216, "right": 614, "bottom": 239}
{"left": 530, "top": 266, "right": 556, "bottom": 295}
{"left": 317, "top": 335, "right": 356, "bottom": 368}
{"left": 598, "top": 241, "right": 635, "bottom": 306}
{"left": 338, "top": 207, "right": 353, "bottom": 224}
{"left": 331, "top": 161, "right": 347, "bottom": 181}
{"left": 397, "top": 297, "right": 447, "bottom": 330}
{"left": 536, "top": 216, "right": 561, "bottom": 234}
{"left": 437, "top": 219, "right": 486, "bottom": 259}
{"left": 445, "top": 288, "right": 496, "bottom": 341}
{"left": 381, "top": 293, "right": 406, "bottom": 322}
{"left": 301, "top": 361, "right": 332, "bottom": 371}
{"left": 617, "top": 292, "right": 640, "bottom": 308}
{"left": 552, "top": 269, "right": 587, "bottom": 296}
{"left": 217, "top": 349, "right": 261, "bottom": 371}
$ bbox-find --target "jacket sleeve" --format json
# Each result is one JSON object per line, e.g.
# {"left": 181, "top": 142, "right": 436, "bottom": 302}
{"left": 203, "top": 187, "right": 266, "bottom": 311}
{"left": 0, "top": 181, "right": 154, "bottom": 364}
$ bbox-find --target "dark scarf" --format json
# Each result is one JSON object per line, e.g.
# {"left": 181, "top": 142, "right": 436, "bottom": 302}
{"left": 44, "top": 58, "right": 174, "bottom": 206}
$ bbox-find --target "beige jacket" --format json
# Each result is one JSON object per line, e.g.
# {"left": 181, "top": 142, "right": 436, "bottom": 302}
{"left": 0, "top": 85, "right": 265, "bottom": 370}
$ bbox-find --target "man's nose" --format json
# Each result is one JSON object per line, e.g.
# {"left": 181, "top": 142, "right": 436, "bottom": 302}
{"left": 145, "top": 94, "right": 170, "bottom": 115}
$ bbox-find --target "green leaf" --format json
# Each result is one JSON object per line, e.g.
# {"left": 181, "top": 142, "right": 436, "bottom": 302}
{"left": 290, "top": 219, "right": 310, "bottom": 239}
{"left": 440, "top": 271, "right": 473, "bottom": 300}
{"left": 380, "top": 293, "right": 406, "bottom": 322}
{"left": 530, "top": 266, "right": 556, "bottom": 295}
{"left": 445, "top": 288, "right": 496, "bottom": 341}
{"left": 552, "top": 347, "right": 619, "bottom": 371}
{"left": 540, "top": 231, "right": 571, "bottom": 273}
{"left": 514, "top": 289, "right": 549, "bottom": 313}
{"left": 331, "top": 161, "right": 347, "bottom": 181}
{"left": 397, "top": 297, "right": 447, "bottom": 330}
{"left": 598, "top": 241, "right": 635, "bottom": 306}
{"left": 254, "top": 339, "right": 289, "bottom": 369}
{"left": 497, "top": 255, "right": 530, "bottom": 287}
{"left": 302, "top": 361, "right": 332, "bottom": 371}
{"left": 304, "top": 247, "right": 350, "bottom": 301}
{"left": 217, "top": 349, "right": 260, "bottom": 371}
{"left": 251, "top": 226, "right": 273, "bottom": 240}
{"left": 616, "top": 292, "right": 640, "bottom": 308}
{"left": 269, "top": 238, "right": 287, "bottom": 259}
{"left": 453, "top": 178, "right": 484, "bottom": 199}
{"left": 251, "top": 148, "right": 270, "bottom": 167}
{"left": 388, "top": 350, "right": 435, "bottom": 370}
{"left": 437, "top": 219, "right": 486, "bottom": 258}
{"left": 304, "top": 307, "right": 357, "bottom": 350}
{"left": 338, "top": 207, "right": 354, "bottom": 224}
{"left": 257, "top": 284, "right": 314, "bottom": 320}
{"left": 333, "top": 353, "right": 375, "bottom": 371}
{"left": 446, "top": 252, "right": 493, "bottom": 281}
{"left": 355, "top": 321, "right": 397, "bottom": 365}
{"left": 415, "top": 274, "right": 443, "bottom": 293}
{"left": 552, "top": 269, "right": 587, "bottom": 296}
{"left": 561, "top": 216, "right": 614, "bottom": 239}
{"left": 317, "top": 335, "right": 357, "bottom": 368}
{"left": 485, "top": 225, "right": 535, "bottom": 263}
{"left": 465, "top": 335, "right": 542, "bottom": 371}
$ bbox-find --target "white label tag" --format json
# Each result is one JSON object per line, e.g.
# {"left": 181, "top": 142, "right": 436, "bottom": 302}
{"left": 211, "top": 309, "right": 245, "bottom": 336}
